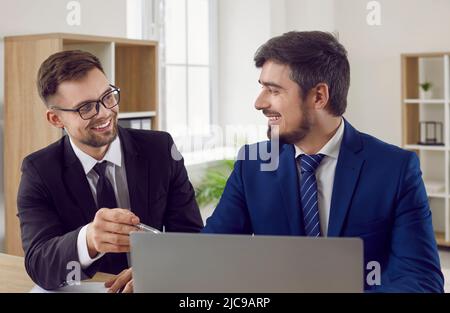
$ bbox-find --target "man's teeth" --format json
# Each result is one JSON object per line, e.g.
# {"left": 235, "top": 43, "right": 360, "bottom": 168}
{"left": 268, "top": 116, "right": 281, "bottom": 121}
{"left": 94, "top": 120, "right": 110, "bottom": 129}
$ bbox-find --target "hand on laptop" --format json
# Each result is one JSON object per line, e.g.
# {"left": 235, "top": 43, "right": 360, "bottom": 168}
{"left": 105, "top": 268, "right": 133, "bottom": 293}
{"left": 86, "top": 208, "right": 140, "bottom": 257}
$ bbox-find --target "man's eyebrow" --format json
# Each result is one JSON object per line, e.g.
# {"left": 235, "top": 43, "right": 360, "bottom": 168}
{"left": 73, "top": 86, "right": 112, "bottom": 109}
{"left": 258, "top": 80, "right": 284, "bottom": 90}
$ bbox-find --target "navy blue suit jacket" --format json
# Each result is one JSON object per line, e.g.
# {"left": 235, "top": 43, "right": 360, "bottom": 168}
{"left": 203, "top": 119, "right": 444, "bottom": 292}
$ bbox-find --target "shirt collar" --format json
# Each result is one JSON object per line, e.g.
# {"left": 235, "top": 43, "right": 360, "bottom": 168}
{"left": 69, "top": 135, "right": 122, "bottom": 175}
{"left": 294, "top": 118, "right": 345, "bottom": 159}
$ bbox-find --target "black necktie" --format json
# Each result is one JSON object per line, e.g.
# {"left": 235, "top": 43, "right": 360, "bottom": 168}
{"left": 93, "top": 161, "right": 118, "bottom": 209}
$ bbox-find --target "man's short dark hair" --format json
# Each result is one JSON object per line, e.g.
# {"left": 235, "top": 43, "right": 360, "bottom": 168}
{"left": 37, "top": 50, "right": 104, "bottom": 106}
{"left": 254, "top": 31, "right": 350, "bottom": 116}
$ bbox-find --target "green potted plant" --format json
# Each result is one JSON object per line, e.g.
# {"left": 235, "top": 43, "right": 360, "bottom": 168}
{"left": 195, "top": 160, "right": 234, "bottom": 208}
{"left": 419, "top": 81, "right": 433, "bottom": 99}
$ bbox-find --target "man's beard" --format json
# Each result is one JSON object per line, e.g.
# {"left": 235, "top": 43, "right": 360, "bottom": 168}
{"left": 80, "top": 114, "right": 118, "bottom": 148}
{"left": 267, "top": 107, "right": 311, "bottom": 144}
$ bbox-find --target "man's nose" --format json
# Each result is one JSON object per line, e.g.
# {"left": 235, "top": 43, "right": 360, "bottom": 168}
{"left": 254, "top": 91, "right": 270, "bottom": 110}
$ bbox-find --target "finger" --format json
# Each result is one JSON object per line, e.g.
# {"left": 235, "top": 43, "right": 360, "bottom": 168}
{"left": 104, "top": 269, "right": 127, "bottom": 288}
{"left": 108, "top": 279, "right": 124, "bottom": 293}
{"left": 98, "top": 242, "right": 130, "bottom": 254}
{"left": 101, "top": 209, "right": 140, "bottom": 225}
{"left": 104, "top": 274, "right": 117, "bottom": 288}
{"left": 108, "top": 270, "right": 132, "bottom": 293}
{"left": 103, "top": 220, "right": 139, "bottom": 235}
{"left": 103, "top": 233, "right": 131, "bottom": 246}
{"left": 122, "top": 280, "right": 134, "bottom": 293}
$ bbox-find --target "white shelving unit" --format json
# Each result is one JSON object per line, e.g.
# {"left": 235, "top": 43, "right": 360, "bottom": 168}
{"left": 402, "top": 53, "right": 450, "bottom": 247}
{"left": 117, "top": 111, "right": 156, "bottom": 130}
{"left": 118, "top": 111, "right": 157, "bottom": 119}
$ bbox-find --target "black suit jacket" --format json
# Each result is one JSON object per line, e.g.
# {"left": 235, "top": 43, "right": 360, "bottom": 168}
{"left": 17, "top": 127, "right": 203, "bottom": 289}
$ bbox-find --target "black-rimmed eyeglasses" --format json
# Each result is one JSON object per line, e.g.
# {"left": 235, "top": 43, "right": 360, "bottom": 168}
{"left": 50, "top": 85, "right": 120, "bottom": 120}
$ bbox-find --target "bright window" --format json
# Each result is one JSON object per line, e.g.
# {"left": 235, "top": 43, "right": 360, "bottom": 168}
{"left": 162, "top": 0, "right": 217, "bottom": 136}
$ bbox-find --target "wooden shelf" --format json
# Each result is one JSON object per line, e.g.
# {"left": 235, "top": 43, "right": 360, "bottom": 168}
{"left": 404, "top": 144, "right": 447, "bottom": 151}
{"left": 115, "top": 44, "right": 158, "bottom": 117}
{"left": 118, "top": 111, "right": 157, "bottom": 119}
{"left": 435, "top": 232, "right": 450, "bottom": 248}
{"left": 404, "top": 99, "right": 446, "bottom": 104}
{"left": 427, "top": 193, "right": 447, "bottom": 199}
{"left": 4, "top": 33, "right": 158, "bottom": 46}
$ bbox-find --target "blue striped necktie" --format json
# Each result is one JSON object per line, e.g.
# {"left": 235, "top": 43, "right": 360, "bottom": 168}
{"left": 297, "top": 154, "right": 324, "bottom": 237}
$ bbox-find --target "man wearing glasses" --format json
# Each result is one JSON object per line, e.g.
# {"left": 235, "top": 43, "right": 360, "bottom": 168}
{"left": 17, "top": 50, "right": 203, "bottom": 292}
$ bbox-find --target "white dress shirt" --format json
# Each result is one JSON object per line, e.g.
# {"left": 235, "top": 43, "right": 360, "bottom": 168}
{"left": 70, "top": 135, "right": 131, "bottom": 269}
{"left": 294, "top": 118, "right": 345, "bottom": 236}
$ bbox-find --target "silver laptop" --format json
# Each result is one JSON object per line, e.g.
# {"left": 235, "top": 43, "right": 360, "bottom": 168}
{"left": 130, "top": 232, "right": 363, "bottom": 293}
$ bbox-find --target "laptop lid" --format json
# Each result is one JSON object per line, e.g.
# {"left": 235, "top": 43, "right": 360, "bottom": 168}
{"left": 130, "top": 232, "right": 363, "bottom": 293}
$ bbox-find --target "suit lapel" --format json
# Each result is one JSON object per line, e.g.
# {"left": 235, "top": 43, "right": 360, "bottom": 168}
{"left": 62, "top": 136, "right": 97, "bottom": 223}
{"left": 327, "top": 119, "right": 364, "bottom": 237}
{"left": 275, "top": 143, "right": 305, "bottom": 235}
{"left": 118, "top": 127, "right": 150, "bottom": 223}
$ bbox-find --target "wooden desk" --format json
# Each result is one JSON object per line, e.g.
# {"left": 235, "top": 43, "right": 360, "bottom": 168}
{"left": 0, "top": 253, "right": 114, "bottom": 292}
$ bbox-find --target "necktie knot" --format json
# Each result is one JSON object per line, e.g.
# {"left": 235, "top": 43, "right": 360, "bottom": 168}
{"left": 94, "top": 161, "right": 108, "bottom": 177}
{"left": 299, "top": 154, "right": 324, "bottom": 173}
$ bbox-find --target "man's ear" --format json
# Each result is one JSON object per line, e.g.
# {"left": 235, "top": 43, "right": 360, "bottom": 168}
{"left": 46, "top": 110, "right": 65, "bottom": 129}
{"left": 312, "top": 83, "right": 330, "bottom": 110}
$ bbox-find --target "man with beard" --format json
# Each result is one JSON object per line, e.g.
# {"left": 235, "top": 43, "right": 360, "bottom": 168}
{"left": 202, "top": 31, "right": 444, "bottom": 292}
{"left": 17, "top": 50, "right": 203, "bottom": 291}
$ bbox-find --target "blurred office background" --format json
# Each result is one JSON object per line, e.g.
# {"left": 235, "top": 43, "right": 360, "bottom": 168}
{"left": 0, "top": 0, "right": 449, "bottom": 291}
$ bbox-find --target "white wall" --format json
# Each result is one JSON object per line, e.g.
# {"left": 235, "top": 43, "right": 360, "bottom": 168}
{"left": 285, "top": 0, "right": 336, "bottom": 33}
{"left": 269, "top": 0, "right": 287, "bottom": 37}
{"left": 335, "top": 0, "right": 450, "bottom": 145}
{"left": 217, "top": 0, "right": 273, "bottom": 140}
